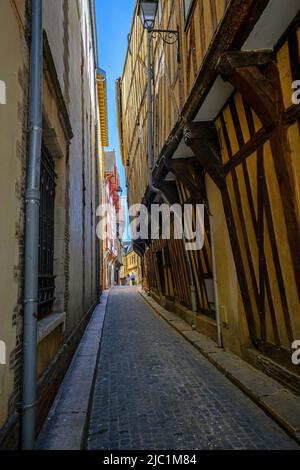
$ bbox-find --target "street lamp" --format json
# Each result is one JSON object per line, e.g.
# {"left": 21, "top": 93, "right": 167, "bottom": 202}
{"left": 138, "top": 0, "right": 159, "bottom": 30}
{"left": 137, "top": 0, "right": 180, "bottom": 195}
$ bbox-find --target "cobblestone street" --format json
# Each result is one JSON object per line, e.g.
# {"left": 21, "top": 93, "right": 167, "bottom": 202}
{"left": 87, "top": 288, "right": 298, "bottom": 450}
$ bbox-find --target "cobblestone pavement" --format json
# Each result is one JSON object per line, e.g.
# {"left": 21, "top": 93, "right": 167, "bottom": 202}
{"left": 87, "top": 288, "right": 299, "bottom": 450}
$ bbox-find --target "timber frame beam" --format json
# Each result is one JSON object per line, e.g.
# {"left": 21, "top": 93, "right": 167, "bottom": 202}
{"left": 143, "top": 2, "right": 273, "bottom": 205}
{"left": 133, "top": 240, "right": 146, "bottom": 258}
{"left": 181, "top": 120, "right": 258, "bottom": 345}
{"left": 218, "top": 50, "right": 278, "bottom": 131}
{"left": 218, "top": 50, "right": 300, "bottom": 299}
{"left": 183, "top": 122, "right": 225, "bottom": 190}
{"left": 218, "top": 50, "right": 274, "bottom": 73}
{"left": 155, "top": 180, "right": 180, "bottom": 206}
{"left": 156, "top": 0, "right": 271, "bottom": 163}
{"left": 164, "top": 158, "right": 207, "bottom": 203}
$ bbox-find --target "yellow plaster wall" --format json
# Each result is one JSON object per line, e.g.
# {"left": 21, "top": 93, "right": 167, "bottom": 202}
{"left": 206, "top": 177, "right": 244, "bottom": 356}
{"left": 213, "top": 32, "right": 300, "bottom": 352}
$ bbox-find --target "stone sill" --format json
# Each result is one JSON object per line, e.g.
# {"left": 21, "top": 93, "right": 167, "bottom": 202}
{"left": 37, "top": 312, "right": 66, "bottom": 345}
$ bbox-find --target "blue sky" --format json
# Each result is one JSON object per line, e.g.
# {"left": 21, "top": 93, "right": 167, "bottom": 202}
{"left": 95, "top": 0, "right": 135, "bottom": 196}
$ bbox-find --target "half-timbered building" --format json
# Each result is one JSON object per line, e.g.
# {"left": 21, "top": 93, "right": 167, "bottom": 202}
{"left": 117, "top": 0, "right": 300, "bottom": 391}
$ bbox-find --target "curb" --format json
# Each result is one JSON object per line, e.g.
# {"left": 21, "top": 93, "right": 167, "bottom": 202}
{"left": 139, "top": 289, "right": 300, "bottom": 445}
{"left": 36, "top": 291, "right": 110, "bottom": 450}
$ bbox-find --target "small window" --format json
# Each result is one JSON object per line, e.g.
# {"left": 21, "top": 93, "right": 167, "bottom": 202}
{"left": 183, "top": 0, "right": 194, "bottom": 23}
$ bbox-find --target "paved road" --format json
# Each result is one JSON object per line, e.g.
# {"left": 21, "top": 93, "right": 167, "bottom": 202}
{"left": 87, "top": 288, "right": 298, "bottom": 450}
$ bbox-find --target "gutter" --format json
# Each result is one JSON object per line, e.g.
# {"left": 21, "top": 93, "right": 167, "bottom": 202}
{"left": 208, "top": 215, "right": 223, "bottom": 348}
{"left": 21, "top": 0, "right": 43, "bottom": 450}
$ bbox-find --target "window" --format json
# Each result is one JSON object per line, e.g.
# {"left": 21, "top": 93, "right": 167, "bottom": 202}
{"left": 38, "top": 146, "right": 56, "bottom": 318}
{"left": 183, "top": 0, "right": 195, "bottom": 22}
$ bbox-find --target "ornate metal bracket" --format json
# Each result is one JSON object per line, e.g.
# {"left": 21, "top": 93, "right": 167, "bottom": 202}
{"left": 151, "top": 28, "right": 180, "bottom": 63}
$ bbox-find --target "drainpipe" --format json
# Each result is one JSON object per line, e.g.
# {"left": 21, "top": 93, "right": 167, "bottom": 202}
{"left": 209, "top": 215, "right": 223, "bottom": 348}
{"left": 21, "top": 0, "right": 43, "bottom": 450}
{"left": 146, "top": 30, "right": 197, "bottom": 315}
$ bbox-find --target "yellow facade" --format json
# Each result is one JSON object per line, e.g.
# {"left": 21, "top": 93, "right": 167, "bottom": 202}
{"left": 123, "top": 249, "right": 142, "bottom": 285}
{"left": 97, "top": 69, "right": 109, "bottom": 184}
{"left": 117, "top": 0, "right": 300, "bottom": 385}
{"left": 97, "top": 68, "right": 109, "bottom": 292}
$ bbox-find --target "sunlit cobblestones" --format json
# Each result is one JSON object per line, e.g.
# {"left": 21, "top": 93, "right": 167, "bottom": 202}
{"left": 87, "top": 288, "right": 298, "bottom": 450}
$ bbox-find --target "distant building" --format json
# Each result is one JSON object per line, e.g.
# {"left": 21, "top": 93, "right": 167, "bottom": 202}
{"left": 96, "top": 68, "right": 109, "bottom": 293}
{"left": 103, "top": 150, "right": 122, "bottom": 288}
{"left": 122, "top": 243, "right": 142, "bottom": 286}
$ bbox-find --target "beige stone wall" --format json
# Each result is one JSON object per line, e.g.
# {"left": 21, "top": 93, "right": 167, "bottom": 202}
{"left": 0, "top": 0, "right": 28, "bottom": 429}
{"left": 41, "top": 0, "right": 100, "bottom": 334}
{"left": 0, "top": 0, "right": 101, "bottom": 434}
{"left": 41, "top": 0, "right": 100, "bottom": 361}
{"left": 62, "top": 0, "right": 98, "bottom": 331}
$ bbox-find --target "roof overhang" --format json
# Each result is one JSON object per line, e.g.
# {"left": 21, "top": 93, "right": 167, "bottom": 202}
{"left": 97, "top": 68, "right": 109, "bottom": 147}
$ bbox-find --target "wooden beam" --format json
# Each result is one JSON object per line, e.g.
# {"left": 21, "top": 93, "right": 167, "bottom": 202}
{"left": 232, "top": 0, "right": 270, "bottom": 45}
{"left": 133, "top": 241, "right": 146, "bottom": 257}
{"left": 157, "top": 0, "right": 270, "bottom": 164}
{"left": 223, "top": 128, "right": 269, "bottom": 175}
{"left": 183, "top": 122, "right": 226, "bottom": 189}
{"left": 218, "top": 52, "right": 278, "bottom": 131}
{"left": 165, "top": 158, "right": 207, "bottom": 202}
{"left": 222, "top": 188, "right": 258, "bottom": 345}
{"left": 155, "top": 181, "right": 180, "bottom": 206}
{"left": 286, "top": 104, "right": 300, "bottom": 126}
{"left": 218, "top": 50, "right": 274, "bottom": 76}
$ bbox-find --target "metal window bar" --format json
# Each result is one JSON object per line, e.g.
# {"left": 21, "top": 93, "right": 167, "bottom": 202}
{"left": 38, "top": 146, "right": 56, "bottom": 317}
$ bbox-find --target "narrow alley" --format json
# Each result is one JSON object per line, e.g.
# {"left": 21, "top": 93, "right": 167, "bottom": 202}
{"left": 1, "top": 0, "right": 300, "bottom": 457}
{"left": 86, "top": 288, "right": 298, "bottom": 450}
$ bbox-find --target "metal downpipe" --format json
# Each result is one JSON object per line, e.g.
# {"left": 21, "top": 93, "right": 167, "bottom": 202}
{"left": 21, "top": 0, "right": 43, "bottom": 450}
{"left": 209, "top": 215, "right": 223, "bottom": 348}
{"left": 146, "top": 30, "right": 197, "bottom": 315}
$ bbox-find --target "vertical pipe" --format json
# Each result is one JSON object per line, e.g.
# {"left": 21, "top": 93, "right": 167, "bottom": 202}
{"left": 146, "top": 29, "right": 197, "bottom": 315}
{"left": 147, "top": 29, "right": 154, "bottom": 185}
{"left": 209, "top": 215, "right": 223, "bottom": 348}
{"left": 22, "top": 0, "right": 43, "bottom": 450}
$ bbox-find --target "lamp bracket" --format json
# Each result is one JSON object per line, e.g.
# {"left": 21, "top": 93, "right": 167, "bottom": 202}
{"left": 150, "top": 28, "right": 180, "bottom": 62}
